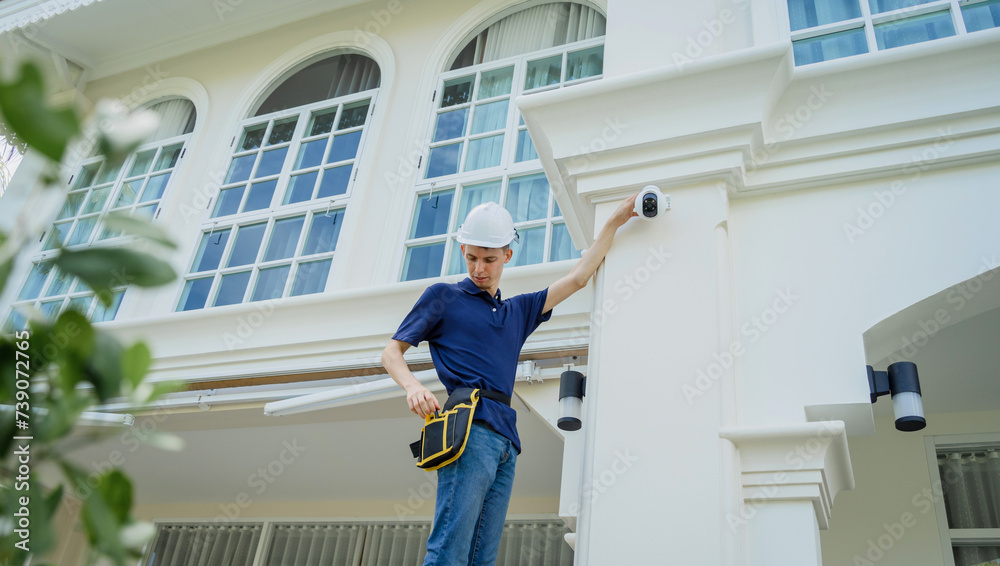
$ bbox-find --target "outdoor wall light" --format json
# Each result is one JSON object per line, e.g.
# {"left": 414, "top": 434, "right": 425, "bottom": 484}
{"left": 868, "top": 361, "right": 926, "bottom": 432}
{"left": 557, "top": 369, "right": 586, "bottom": 431}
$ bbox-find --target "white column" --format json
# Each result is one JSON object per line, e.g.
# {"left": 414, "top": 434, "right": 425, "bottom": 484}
{"left": 720, "top": 421, "right": 855, "bottom": 566}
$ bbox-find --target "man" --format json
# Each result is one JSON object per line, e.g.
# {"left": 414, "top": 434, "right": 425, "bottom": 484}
{"left": 382, "top": 193, "right": 638, "bottom": 566}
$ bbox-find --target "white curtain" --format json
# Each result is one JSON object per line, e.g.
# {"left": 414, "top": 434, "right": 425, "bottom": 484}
{"left": 328, "top": 55, "right": 381, "bottom": 99}
{"left": 146, "top": 524, "right": 262, "bottom": 566}
{"left": 145, "top": 99, "right": 196, "bottom": 142}
{"left": 940, "top": 449, "right": 1000, "bottom": 566}
{"left": 358, "top": 523, "right": 431, "bottom": 565}
{"left": 263, "top": 523, "right": 366, "bottom": 566}
{"left": 482, "top": 3, "right": 606, "bottom": 63}
{"left": 496, "top": 521, "right": 574, "bottom": 566}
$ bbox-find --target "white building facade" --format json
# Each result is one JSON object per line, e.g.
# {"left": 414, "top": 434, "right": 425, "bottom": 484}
{"left": 1, "top": 0, "right": 998, "bottom": 564}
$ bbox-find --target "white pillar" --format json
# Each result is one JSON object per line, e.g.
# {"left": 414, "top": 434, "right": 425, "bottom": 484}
{"left": 721, "top": 421, "right": 855, "bottom": 566}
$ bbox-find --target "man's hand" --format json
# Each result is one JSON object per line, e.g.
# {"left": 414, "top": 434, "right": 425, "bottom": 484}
{"left": 609, "top": 192, "right": 640, "bottom": 228}
{"left": 405, "top": 383, "right": 441, "bottom": 418}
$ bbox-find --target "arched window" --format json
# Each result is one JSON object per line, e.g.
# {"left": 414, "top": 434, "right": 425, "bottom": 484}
{"left": 177, "top": 53, "right": 380, "bottom": 311}
{"left": 400, "top": 2, "right": 605, "bottom": 282}
{"left": 3, "top": 98, "right": 197, "bottom": 331}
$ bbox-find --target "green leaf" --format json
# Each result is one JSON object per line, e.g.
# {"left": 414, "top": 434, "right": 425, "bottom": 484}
{"left": 98, "top": 470, "right": 133, "bottom": 525}
{"left": 0, "top": 62, "right": 80, "bottom": 162}
{"left": 102, "top": 212, "right": 177, "bottom": 249}
{"left": 120, "top": 342, "right": 151, "bottom": 390}
{"left": 139, "top": 431, "right": 185, "bottom": 451}
{"left": 83, "top": 330, "right": 124, "bottom": 402}
{"left": 55, "top": 247, "right": 176, "bottom": 307}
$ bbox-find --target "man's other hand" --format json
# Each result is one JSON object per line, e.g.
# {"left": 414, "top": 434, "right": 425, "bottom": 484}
{"left": 406, "top": 383, "right": 442, "bottom": 418}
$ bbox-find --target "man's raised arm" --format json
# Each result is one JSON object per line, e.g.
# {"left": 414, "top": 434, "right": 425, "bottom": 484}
{"left": 543, "top": 193, "right": 639, "bottom": 314}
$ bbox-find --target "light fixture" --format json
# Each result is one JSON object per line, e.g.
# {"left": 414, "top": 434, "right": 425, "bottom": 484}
{"left": 557, "top": 368, "right": 586, "bottom": 431}
{"left": 868, "top": 361, "right": 926, "bottom": 432}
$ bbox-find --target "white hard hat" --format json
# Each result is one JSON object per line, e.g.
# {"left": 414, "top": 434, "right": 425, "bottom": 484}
{"left": 456, "top": 202, "right": 519, "bottom": 248}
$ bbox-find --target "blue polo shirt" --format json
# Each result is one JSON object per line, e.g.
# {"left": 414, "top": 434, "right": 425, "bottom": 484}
{"left": 392, "top": 277, "right": 551, "bottom": 454}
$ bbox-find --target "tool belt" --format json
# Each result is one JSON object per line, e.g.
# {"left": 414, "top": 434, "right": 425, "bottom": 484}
{"left": 409, "top": 387, "right": 511, "bottom": 471}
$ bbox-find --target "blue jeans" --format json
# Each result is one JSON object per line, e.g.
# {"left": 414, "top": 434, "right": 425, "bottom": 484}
{"left": 423, "top": 422, "right": 517, "bottom": 566}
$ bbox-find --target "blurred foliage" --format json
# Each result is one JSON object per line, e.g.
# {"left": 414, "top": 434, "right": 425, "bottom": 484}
{"left": 0, "top": 60, "right": 182, "bottom": 565}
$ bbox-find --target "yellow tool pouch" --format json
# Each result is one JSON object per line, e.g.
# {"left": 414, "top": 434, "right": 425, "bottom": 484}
{"left": 409, "top": 388, "right": 511, "bottom": 471}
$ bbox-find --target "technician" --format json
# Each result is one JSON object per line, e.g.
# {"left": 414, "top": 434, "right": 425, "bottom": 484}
{"left": 382, "top": 193, "right": 638, "bottom": 566}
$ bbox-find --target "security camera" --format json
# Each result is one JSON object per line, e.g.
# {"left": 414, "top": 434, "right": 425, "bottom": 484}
{"left": 634, "top": 185, "right": 671, "bottom": 220}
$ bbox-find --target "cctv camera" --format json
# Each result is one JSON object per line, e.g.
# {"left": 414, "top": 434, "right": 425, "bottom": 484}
{"left": 634, "top": 185, "right": 671, "bottom": 220}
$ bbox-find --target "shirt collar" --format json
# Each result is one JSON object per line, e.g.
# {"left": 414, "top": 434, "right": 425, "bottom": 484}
{"left": 458, "top": 277, "right": 502, "bottom": 302}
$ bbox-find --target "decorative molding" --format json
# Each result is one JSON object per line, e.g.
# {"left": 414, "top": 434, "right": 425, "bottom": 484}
{"left": 720, "top": 421, "right": 855, "bottom": 530}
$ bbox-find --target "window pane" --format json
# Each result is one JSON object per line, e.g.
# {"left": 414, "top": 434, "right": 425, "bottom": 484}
{"left": 18, "top": 262, "right": 53, "bottom": 301}
{"left": 426, "top": 143, "right": 462, "bottom": 178}
{"left": 792, "top": 28, "right": 868, "bottom": 65}
{"left": 2, "top": 309, "right": 28, "bottom": 334}
{"left": 251, "top": 265, "right": 290, "bottom": 301}
{"left": 524, "top": 55, "right": 562, "bottom": 90}
{"left": 874, "top": 11, "right": 955, "bottom": 50}
{"left": 140, "top": 173, "right": 170, "bottom": 202}
{"left": 457, "top": 180, "right": 501, "bottom": 228}
{"left": 510, "top": 226, "right": 545, "bottom": 267}
{"left": 44, "top": 222, "right": 72, "bottom": 250}
{"left": 471, "top": 101, "right": 508, "bottom": 134}
{"left": 67, "top": 215, "right": 98, "bottom": 246}
{"left": 39, "top": 299, "right": 62, "bottom": 320}
{"left": 433, "top": 108, "right": 469, "bottom": 142}
{"left": 953, "top": 545, "right": 1000, "bottom": 566}
{"left": 73, "top": 163, "right": 100, "bottom": 189}
{"left": 192, "top": 229, "right": 231, "bottom": 272}
{"left": 154, "top": 143, "right": 183, "bottom": 171}
{"left": 268, "top": 117, "right": 298, "bottom": 145}
{"left": 302, "top": 210, "right": 344, "bottom": 255}
{"left": 227, "top": 223, "right": 267, "bottom": 267}
{"left": 135, "top": 204, "right": 157, "bottom": 219}
{"left": 226, "top": 154, "right": 257, "bottom": 184}
{"left": 83, "top": 187, "right": 112, "bottom": 214}
{"left": 213, "top": 187, "right": 245, "bottom": 217}
{"left": 291, "top": 259, "right": 332, "bottom": 296}
{"left": 310, "top": 108, "right": 338, "bottom": 136}
{"left": 264, "top": 216, "right": 305, "bottom": 261}
{"left": 514, "top": 130, "right": 538, "bottom": 162}
{"left": 550, "top": 223, "right": 581, "bottom": 262}
{"left": 178, "top": 277, "right": 213, "bottom": 311}
{"left": 45, "top": 268, "right": 74, "bottom": 297}
{"left": 115, "top": 181, "right": 141, "bottom": 208}
{"left": 328, "top": 131, "right": 362, "bottom": 163}
{"left": 317, "top": 165, "right": 352, "bottom": 198}
{"left": 442, "top": 75, "right": 474, "bottom": 108}
{"left": 255, "top": 147, "right": 288, "bottom": 178}
{"left": 57, "top": 192, "right": 85, "bottom": 219}
{"left": 448, "top": 238, "right": 466, "bottom": 276}
{"left": 402, "top": 242, "right": 446, "bottom": 281}
{"left": 295, "top": 139, "right": 327, "bottom": 170}
{"left": 868, "top": 0, "right": 933, "bottom": 14}
{"left": 128, "top": 150, "right": 156, "bottom": 177}
{"left": 244, "top": 180, "right": 277, "bottom": 212}
{"left": 214, "top": 271, "right": 251, "bottom": 306}
{"left": 963, "top": 0, "right": 1000, "bottom": 32}
{"left": 410, "top": 190, "right": 454, "bottom": 239}
{"left": 95, "top": 161, "right": 122, "bottom": 185}
{"left": 91, "top": 290, "right": 124, "bottom": 322}
{"left": 339, "top": 100, "right": 370, "bottom": 129}
{"left": 465, "top": 134, "right": 504, "bottom": 171}
{"left": 567, "top": 46, "right": 604, "bottom": 80}
{"left": 285, "top": 172, "right": 318, "bottom": 204}
{"left": 938, "top": 449, "right": 1000, "bottom": 529}
{"left": 68, "top": 296, "right": 93, "bottom": 316}
{"left": 478, "top": 67, "right": 513, "bottom": 99}
{"left": 787, "top": 0, "right": 862, "bottom": 30}
{"left": 506, "top": 173, "right": 549, "bottom": 222}
{"left": 241, "top": 123, "right": 267, "bottom": 151}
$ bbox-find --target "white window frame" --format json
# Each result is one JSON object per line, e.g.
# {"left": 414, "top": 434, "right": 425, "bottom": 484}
{"left": 177, "top": 89, "right": 378, "bottom": 311}
{"left": 787, "top": 0, "right": 997, "bottom": 66}
{"left": 924, "top": 432, "right": 1000, "bottom": 566}
{"left": 3, "top": 128, "right": 193, "bottom": 330}
{"left": 397, "top": 37, "right": 604, "bottom": 282}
